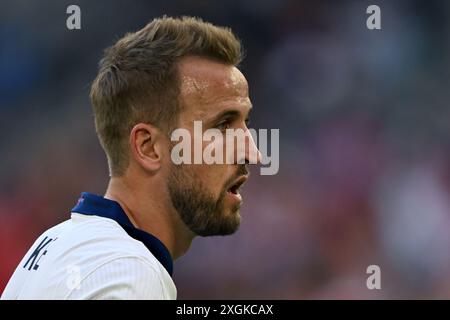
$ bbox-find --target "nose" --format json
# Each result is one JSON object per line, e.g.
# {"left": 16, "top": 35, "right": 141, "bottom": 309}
{"left": 243, "top": 129, "right": 261, "bottom": 165}
{"left": 229, "top": 127, "right": 261, "bottom": 165}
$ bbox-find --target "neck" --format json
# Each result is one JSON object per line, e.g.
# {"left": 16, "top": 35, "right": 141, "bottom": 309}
{"left": 104, "top": 176, "right": 195, "bottom": 260}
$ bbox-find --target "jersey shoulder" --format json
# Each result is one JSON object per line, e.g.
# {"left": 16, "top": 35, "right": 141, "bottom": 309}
{"left": 1, "top": 213, "right": 176, "bottom": 300}
{"left": 65, "top": 214, "right": 176, "bottom": 299}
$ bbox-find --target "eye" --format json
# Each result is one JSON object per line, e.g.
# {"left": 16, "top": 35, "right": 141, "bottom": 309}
{"left": 217, "top": 119, "right": 232, "bottom": 131}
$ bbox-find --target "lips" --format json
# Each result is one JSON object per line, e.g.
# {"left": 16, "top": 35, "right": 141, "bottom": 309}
{"left": 227, "top": 175, "right": 248, "bottom": 196}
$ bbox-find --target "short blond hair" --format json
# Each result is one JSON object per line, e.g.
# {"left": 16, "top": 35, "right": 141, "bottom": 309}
{"left": 90, "top": 16, "right": 242, "bottom": 176}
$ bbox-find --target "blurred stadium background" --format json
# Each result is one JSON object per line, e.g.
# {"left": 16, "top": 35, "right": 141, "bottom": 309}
{"left": 1, "top": 0, "right": 450, "bottom": 299}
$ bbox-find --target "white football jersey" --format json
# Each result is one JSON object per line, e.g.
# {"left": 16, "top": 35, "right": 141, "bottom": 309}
{"left": 1, "top": 192, "right": 176, "bottom": 300}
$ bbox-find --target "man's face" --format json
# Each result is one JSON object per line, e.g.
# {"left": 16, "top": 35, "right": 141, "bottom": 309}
{"left": 166, "top": 56, "right": 259, "bottom": 237}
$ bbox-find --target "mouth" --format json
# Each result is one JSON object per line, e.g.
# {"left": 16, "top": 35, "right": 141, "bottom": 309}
{"left": 226, "top": 175, "right": 248, "bottom": 203}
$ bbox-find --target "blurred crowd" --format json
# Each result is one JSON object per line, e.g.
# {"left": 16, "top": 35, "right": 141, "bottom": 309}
{"left": 1, "top": 0, "right": 450, "bottom": 299}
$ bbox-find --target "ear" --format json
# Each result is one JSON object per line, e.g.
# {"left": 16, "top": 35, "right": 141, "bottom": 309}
{"left": 129, "top": 123, "right": 165, "bottom": 173}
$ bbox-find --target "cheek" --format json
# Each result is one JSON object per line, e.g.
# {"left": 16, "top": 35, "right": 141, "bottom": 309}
{"left": 195, "top": 163, "right": 229, "bottom": 192}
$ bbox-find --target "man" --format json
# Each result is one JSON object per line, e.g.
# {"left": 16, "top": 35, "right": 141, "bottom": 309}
{"left": 1, "top": 16, "right": 260, "bottom": 299}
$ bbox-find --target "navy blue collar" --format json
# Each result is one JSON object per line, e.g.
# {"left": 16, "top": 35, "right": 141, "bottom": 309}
{"left": 71, "top": 192, "right": 173, "bottom": 277}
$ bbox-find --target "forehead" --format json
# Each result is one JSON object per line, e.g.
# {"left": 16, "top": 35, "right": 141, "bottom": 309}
{"left": 178, "top": 56, "right": 250, "bottom": 118}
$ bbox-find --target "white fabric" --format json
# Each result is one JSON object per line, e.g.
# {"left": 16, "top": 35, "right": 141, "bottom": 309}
{"left": 1, "top": 213, "right": 176, "bottom": 300}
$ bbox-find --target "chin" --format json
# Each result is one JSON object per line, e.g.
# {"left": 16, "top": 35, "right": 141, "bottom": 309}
{"left": 196, "top": 212, "right": 241, "bottom": 237}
